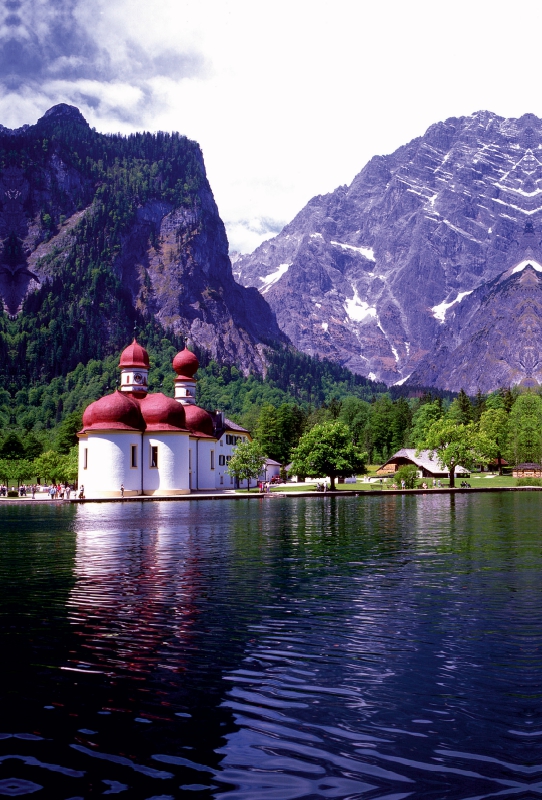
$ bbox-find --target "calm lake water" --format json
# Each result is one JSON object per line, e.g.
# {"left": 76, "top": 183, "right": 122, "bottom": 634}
{"left": 0, "top": 493, "right": 540, "bottom": 799}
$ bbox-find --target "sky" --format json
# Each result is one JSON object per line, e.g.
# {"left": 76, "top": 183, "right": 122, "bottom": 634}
{"left": 0, "top": 0, "right": 541, "bottom": 253}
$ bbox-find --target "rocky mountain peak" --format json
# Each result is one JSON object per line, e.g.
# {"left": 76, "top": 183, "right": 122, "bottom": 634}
{"left": 234, "top": 111, "right": 542, "bottom": 392}
{"left": 38, "top": 104, "right": 89, "bottom": 126}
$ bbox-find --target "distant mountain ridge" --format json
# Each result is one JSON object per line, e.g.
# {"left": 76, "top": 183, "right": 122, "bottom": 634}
{"left": 0, "top": 103, "right": 285, "bottom": 388}
{"left": 234, "top": 111, "right": 542, "bottom": 393}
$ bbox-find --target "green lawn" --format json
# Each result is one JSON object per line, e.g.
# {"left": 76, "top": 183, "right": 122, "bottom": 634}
{"left": 236, "top": 473, "right": 524, "bottom": 494}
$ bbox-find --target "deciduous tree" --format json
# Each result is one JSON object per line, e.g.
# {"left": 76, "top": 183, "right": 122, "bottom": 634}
{"left": 479, "top": 408, "right": 509, "bottom": 473}
{"left": 289, "top": 421, "right": 367, "bottom": 491}
{"left": 226, "top": 440, "right": 266, "bottom": 491}
{"left": 419, "top": 420, "right": 496, "bottom": 488}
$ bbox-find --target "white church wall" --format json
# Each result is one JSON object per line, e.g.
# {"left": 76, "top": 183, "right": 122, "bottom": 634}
{"left": 79, "top": 432, "right": 142, "bottom": 498}
{"left": 196, "top": 438, "right": 216, "bottom": 491}
{"left": 142, "top": 433, "right": 190, "bottom": 495}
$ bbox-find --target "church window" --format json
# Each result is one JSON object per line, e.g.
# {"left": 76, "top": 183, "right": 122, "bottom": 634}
{"left": 150, "top": 446, "right": 158, "bottom": 468}
{"left": 83, "top": 448, "right": 88, "bottom": 469}
{"left": 211, "top": 450, "right": 215, "bottom": 469}
{"left": 131, "top": 445, "right": 138, "bottom": 468}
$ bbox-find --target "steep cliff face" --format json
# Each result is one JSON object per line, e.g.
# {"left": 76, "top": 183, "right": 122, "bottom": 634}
{"left": 235, "top": 111, "right": 542, "bottom": 391}
{"left": 0, "top": 104, "right": 284, "bottom": 385}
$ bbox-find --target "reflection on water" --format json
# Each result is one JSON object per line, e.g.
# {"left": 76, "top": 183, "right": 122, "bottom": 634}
{"left": 0, "top": 494, "right": 541, "bottom": 798}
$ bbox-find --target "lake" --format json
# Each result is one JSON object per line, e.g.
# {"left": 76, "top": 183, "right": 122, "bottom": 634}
{"left": 0, "top": 492, "right": 540, "bottom": 799}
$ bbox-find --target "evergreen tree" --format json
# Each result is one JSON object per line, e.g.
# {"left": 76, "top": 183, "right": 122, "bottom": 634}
{"left": 447, "top": 389, "right": 473, "bottom": 425}
{"left": 505, "top": 392, "right": 542, "bottom": 465}
{"left": 410, "top": 400, "right": 443, "bottom": 447}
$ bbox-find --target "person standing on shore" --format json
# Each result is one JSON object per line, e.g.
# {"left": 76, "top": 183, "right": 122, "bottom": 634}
{"left": 121, "top": 484, "right": 125, "bottom": 498}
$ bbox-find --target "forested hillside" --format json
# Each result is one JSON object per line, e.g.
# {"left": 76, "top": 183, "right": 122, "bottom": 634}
{"left": 0, "top": 103, "right": 283, "bottom": 395}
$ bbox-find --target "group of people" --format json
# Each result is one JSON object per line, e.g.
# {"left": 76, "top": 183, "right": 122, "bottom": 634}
{"left": 47, "top": 484, "right": 73, "bottom": 500}
{"left": 258, "top": 481, "right": 271, "bottom": 494}
{"left": 0, "top": 483, "right": 83, "bottom": 499}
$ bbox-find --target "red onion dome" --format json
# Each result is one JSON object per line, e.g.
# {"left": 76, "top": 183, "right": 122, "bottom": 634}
{"left": 81, "top": 391, "right": 144, "bottom": 432}
{"left": 173, "top": 348, "right": 199, "bottom": 378}
{"left": 184, "top": 404, "right": 215, "bottom": 436}
{"left": 137, "top": 393, "right": 187, "bottom": 431}
{"left": 119, "top": 339, "right": 150, "bottom": 369}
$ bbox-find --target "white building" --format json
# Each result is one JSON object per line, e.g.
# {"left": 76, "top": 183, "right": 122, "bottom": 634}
{"left": 78, "top": 341, "right": 251, "bottom": 498}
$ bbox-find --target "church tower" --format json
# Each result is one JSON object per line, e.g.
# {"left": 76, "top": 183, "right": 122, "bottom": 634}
{"left": 119, "top": 339, "right": 150, "bottom": 397}
{"left": 172, "top": 348, "right": 199, "bottom": 405}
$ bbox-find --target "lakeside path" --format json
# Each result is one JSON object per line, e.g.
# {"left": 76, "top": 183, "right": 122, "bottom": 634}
{"left": 2, "top": 486, "right": 542, "bottom": 503}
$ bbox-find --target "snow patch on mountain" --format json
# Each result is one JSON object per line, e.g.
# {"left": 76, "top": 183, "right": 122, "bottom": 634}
{"left": 344, "top": 288, "right": 377, "bottom": 322}
{"left": 432, "top": 290, "right": 474, "bottom": 323}
{"left": 511, "top": 259, "right": 542, "bottom": 274}
{"left": 259, "top": 263, "right": 290, "bottom": 294}
{"left": 331, "top": 241, "right": 375, "bottom": 261}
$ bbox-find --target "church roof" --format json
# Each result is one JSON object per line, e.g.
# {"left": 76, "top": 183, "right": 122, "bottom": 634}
{"left": 119, "top": 339, "right": 150, "bottom": 369}
{"left": 184, "top": 405, "right": 215, "bottom": 437}
{"left": 138, "top": 393, "right": 187, "bottom": 431}
{"left": 81, "top": 391, "right": 144, "bottom": 432}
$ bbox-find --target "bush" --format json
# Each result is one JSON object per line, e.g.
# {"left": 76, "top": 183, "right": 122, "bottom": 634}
{"left": 7, "top": 490, "right": 18, "bottom": 497}
{"left": 393, "top": 465, "right": 419, "bottom": 489}
{"left": 516, "top": 478, "right": 542, "bottom": 487}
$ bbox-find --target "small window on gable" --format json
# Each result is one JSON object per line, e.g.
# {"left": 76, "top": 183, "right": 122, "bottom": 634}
{"left": 150, "top": 445, "right": 158, "bottom": 468}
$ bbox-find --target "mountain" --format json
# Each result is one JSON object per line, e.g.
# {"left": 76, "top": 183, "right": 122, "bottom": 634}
{"left": 234, "top": 111, "right": 542, "bottom": 393}
{"left": 0, "top": 103, "right": 284, "bottom": 389}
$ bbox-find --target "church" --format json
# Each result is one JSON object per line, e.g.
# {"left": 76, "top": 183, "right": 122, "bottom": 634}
{"left": 77, "top": 341, "right": 250, "bottom": 498}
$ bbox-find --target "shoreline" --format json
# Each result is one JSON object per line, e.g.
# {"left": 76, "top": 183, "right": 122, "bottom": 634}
{"left": 1, "top": 485, "right": 542, "bottom": 503}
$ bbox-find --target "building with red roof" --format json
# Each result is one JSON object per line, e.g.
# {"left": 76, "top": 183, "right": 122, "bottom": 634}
{"left": 78, "top": 340, "right": 250, "bottom": 497}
